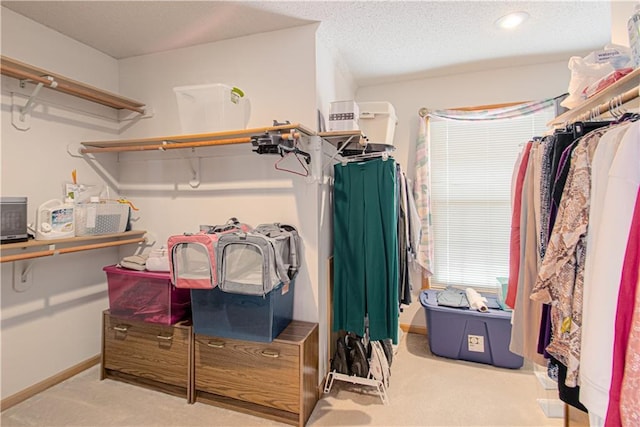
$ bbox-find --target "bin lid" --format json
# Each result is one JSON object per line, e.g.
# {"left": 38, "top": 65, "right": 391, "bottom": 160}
{"left": 419, "top": 289, "right": 512, "bottom": 320}
{"left": 103, "top": 264, "right": 170, "bottom": 280}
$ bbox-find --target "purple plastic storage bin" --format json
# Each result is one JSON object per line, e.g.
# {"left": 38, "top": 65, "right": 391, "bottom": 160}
{"left": 420, "top": 289, "right": 523, "bottom": 369}
{"left": 104, "top": 265, "right": 191, "bottom": 325}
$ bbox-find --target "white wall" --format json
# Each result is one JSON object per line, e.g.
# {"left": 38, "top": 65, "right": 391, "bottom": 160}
{"left": 113, "top": 23, "right": 320, "bottom": 322}
{"left": 1, "top": 11, "right": 329, "bottom": 401}
{"left": 315, "top": 37, "right": 358, "bottom": 131}
{"left": 114, "top": 23, "right": 336, "bottom": 381}
{"left": 112, "top": 24, "right": 355, "bottom": 380}
{"left": 611, "top": 1, "right": 637, "bottom": 46}
{"left": 1, "top": 8, "right": 124, "bottom": 399}
{"left": 314, "top": 36, "right": 357, "bottom": 375}
{"left": 117, "top": 25, "right": 318, "bottom": 139}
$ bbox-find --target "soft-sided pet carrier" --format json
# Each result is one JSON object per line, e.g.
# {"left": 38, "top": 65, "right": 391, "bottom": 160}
{"left": 216, "top": 223, "right": 300, "bottom": 296}
{"left": 168, "top": 218, "right": 251, "bottom": 289}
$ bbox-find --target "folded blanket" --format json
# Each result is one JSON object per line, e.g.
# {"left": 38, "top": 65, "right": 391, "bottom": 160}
{"left": 119, "top": 254, "right": 148, "bottom": 271}
{"left": 436, "top": 286, "right": 469, "bottom": 308}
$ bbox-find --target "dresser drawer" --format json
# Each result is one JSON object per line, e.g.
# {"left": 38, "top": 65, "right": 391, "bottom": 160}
{"left": 103, "top": 312, "right": 190, "bottom": 388}
{"left": 195, "top": 333, "right": 300, "bottom": 413}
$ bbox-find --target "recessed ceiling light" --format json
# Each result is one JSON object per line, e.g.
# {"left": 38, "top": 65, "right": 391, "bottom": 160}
{"left": 495, "top": 11, "right": 529, "bottom": 29}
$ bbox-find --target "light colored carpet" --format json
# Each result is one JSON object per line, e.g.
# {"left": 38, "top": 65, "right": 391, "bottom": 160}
{"left": 1, "top": 332, "right": 586, "bottom": 427}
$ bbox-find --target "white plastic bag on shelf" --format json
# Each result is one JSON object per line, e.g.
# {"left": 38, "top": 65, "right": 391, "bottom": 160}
{"left": 146, "top": 246, "right": 170, "bottom": 272}
{"left": 561, "top": 44, "right": 633, "bottom": 109}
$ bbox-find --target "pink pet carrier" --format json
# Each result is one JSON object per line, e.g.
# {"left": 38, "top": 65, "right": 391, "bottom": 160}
{"left": 168, "top": 218, "right": 251, "bottom": 289}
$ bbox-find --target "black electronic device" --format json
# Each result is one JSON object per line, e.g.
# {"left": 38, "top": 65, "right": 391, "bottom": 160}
{"left": 1, "top": 197, "right": 28, "bottom": 243}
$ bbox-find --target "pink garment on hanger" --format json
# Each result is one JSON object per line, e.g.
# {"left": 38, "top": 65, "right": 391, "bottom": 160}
{"left": 506, "top": 141, "right": 533, "bottom": 309}
{"left": 609, "top": 187, "right": 640, "bottom": 427}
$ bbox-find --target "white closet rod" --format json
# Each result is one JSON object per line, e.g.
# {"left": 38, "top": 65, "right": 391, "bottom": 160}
{"left": 83, "top": 154, "right": 293, "bottom": 192}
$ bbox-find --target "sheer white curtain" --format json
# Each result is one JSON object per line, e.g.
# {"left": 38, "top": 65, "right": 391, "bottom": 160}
{"left": 414, "top": 116, "right": 435, "bottom": 277}
{"left": 414, "top": 99, "right": 556, "bottom": 290}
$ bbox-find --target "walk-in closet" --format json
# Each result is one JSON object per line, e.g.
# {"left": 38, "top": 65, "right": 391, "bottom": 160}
{"left": 1, "top": 2, "right": 638, "bottom": 427}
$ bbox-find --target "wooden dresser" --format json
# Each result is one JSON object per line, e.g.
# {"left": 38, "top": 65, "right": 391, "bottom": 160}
{"left": 101, "top": 310, "right": 193, "bottom": 402}
{"left": 194, "top": 320, "right": 319, "bottom": 426}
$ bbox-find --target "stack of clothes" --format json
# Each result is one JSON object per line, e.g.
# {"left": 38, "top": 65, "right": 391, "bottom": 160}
{"left": 118, "top": 246, "right": 169, "bottom": 272}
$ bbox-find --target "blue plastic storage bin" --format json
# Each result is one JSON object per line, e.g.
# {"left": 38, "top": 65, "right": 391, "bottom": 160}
{"left": 191, "top": 279, "right": 294, "bottom": 342}
{"left": 420, "top": 289, "right": 523, "bottom": 369}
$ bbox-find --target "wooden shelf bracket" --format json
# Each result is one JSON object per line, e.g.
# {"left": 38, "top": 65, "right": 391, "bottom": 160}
{"left": 12, "top": 75, "right": 58, "bottom": 130}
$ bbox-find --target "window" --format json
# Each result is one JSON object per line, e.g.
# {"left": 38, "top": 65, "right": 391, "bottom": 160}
{"left": 428, "top": 105, "right": 555, "bottom": 290}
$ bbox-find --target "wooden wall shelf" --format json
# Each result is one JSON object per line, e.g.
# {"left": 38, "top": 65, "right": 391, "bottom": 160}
{"left": 0, "top": 55, "right": 146, "bottom": 114}
{"left": 80, "top": 123, "right": 317, "bottom": 154}
{"left": 79, "top": 124, "right": 372, "bottom": 156}
{"left": 0, "top": 230, "right": 147, "bottom": 263}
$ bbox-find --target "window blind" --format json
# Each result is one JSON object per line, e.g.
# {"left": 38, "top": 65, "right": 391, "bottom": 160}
{"left": 428, "top": 105, "right": 555, "bottom": 290}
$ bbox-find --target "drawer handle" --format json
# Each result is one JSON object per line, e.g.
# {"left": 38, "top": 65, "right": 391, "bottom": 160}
{"left": 156, "top": 334, "right": 173, "bottom": 341}
{"left": 261, "top": 350, "right": 280, "bottom": 358}
{"left": 113, "top": 325, "right": 129, "bottom": 332}
{"left": 206, "top": 340, "right": 225, "bottom": 348}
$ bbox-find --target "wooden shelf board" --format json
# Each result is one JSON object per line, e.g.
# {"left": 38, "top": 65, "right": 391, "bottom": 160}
{"left": 1, "top": 230, "right": 146, "bottom": 251}
{"left": 79, "top": 123, "right": 370, "bottom": 156}
{"left": 81, "top": 123, "right": 316, "bottom": 149}
{"left": 1, "top": 55, "right": 145, "bottom": 113}
{"left": 549, "top": 67, "right": 640, "bottom": 126}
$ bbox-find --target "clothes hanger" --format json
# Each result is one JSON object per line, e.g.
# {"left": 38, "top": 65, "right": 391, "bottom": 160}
{"left": 610, "top": 95, "right": 640, "bottom": 124}
{"left": 275, "top": 140, "right": 310, "bottom": 177}
{"left": 341, "top": 150, "right": 390, "bottom": 166}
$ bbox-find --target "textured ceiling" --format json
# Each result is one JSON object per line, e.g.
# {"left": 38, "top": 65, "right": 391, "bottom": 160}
{"left": 1, "top": 1, "right": 612, "bottom": 86}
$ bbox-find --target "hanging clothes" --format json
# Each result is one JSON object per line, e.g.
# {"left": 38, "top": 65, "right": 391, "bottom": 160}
{"left": 580, "top": 120, "right": 640, "bottom": 424}
{"left": 531, "top": 138, "right": 545, "bottom": 259}
{"left": 536, "top": 131, "right": 580, "bottom": 360}
{"left": 531, "top": 127, "right": 607, "bottom": 387}
{"left": 535, "top": 136, "right": 556, "bottom": 359}
{"left": 619, "top": 207, "right": 640, "bottom": 427}
{"left": 606, "top": 186, "right": 640, "bottom": 427}
{"left": 538, "top": 135, "right": 555, "bottom": 260}
{"left": 406, "top": 175, "right": 422, "bottom": 270}
{"left": 332, "top": 157, "right": 399, "bottom": 344}
{"left": 505, "top": 141, "right": 533, "bottom": 309}
{"left": 580, "top": 121, "right": 633, "bottom": 414}
{"left": 506, "top": 115, "right": 639, "bottom": 418}
{"left": 509, "top": 140, "right": 545, "bottom": 366}
{"left": 534, "top": 122, "right": 615, "bottom": 391}
{"left": 397, "top": 167, "right": 418, "bottom": 306}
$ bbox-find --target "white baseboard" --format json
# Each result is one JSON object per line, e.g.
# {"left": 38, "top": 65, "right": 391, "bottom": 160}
{"left": 1, "top": 355, "right": 100, "bottom": 411}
